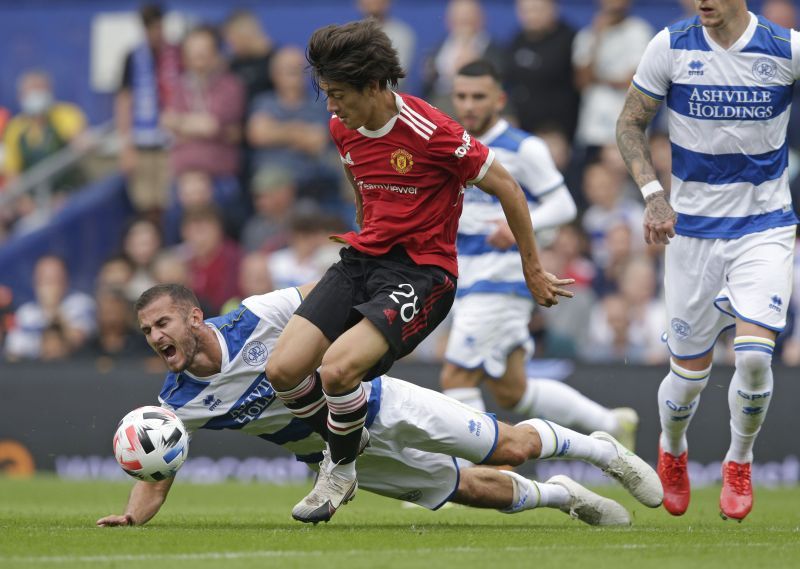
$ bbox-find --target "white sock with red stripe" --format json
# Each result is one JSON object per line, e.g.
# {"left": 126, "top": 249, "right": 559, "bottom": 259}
{"left": 325, "top": 384, "right": 368, "bottom": 479}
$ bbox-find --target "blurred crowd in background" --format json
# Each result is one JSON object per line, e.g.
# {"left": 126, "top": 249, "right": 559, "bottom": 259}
{"left": 2, "top": 0, "right": 800, "bottom": 368}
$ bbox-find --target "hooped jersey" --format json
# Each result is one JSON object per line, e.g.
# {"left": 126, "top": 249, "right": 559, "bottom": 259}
{"left": 632, "top": 13, "right": 799, "bottom": 239}
{"left": 330, "top": 92, "right": 494, "bottom": 276}
{"left": 158, "top": 288, "right": 381, "bottom": 463}
{"left": 457, "top": 119, "right": 564, "bottom": 298}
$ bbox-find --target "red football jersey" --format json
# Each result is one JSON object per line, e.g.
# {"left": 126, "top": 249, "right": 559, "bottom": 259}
{"left": 330, "top": 92, "right": 494, "bottom": 277}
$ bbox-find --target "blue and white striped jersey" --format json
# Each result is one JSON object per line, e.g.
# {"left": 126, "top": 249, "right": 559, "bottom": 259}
{"left": 158, "top": 287, "right": 381, "bottom": 463}
{"left": 457, "top": 119, "right": 564, "bottom": 298}
{"left": 632, "top": 13, "right": 800, "bottom": 239}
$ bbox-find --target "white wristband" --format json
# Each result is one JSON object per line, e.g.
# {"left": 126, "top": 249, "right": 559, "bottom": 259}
{"left": 640, "top": 180, "right": 664, "bottom": 199}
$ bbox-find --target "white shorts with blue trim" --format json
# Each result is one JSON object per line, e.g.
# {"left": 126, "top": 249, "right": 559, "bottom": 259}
{"left": 665, "top": 225, "right": 795, "bottom": 359}
{"left": 444, "top": 293, "right": 535, "bottom": 378}
{"left": 355, "top": 375, "right": 499, "bottom": 509}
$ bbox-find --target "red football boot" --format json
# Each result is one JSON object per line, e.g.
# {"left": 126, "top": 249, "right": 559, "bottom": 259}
{"left": 720, "top": 461, "right": 753, "bottom": 521}
{"left": 657, "top": 445, "right": 690, "bottom": 516}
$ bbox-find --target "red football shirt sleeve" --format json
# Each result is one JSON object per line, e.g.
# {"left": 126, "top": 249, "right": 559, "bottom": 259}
{"left": 427, "top": 119, "right": 494, "bottom": 187}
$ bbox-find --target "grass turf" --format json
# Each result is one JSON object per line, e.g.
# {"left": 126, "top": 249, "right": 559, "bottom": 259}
{"left": 1, "top": 477, "right": 799, "bottom": 569}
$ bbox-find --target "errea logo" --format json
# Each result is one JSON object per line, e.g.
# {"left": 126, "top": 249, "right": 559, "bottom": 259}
{"left": 454, "top": 131, "right": 472, "bottom": 158}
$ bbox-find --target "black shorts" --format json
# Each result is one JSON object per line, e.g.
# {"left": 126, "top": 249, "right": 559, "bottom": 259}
{"left": 295, "top": 246, "right": 457, "bottom": 377}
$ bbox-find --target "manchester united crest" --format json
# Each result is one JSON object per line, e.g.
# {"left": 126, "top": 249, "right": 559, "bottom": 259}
{"left": 390, "top": 148, "right": 414, "bottom": 174}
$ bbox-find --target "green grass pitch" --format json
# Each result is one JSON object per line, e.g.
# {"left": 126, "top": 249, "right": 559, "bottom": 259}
{"left": 1, "top": 477, "right": 800, "bottom": 569}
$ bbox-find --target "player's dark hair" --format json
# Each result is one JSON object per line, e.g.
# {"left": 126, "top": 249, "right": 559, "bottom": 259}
{"left": 139, "top": 3, "right": 164, "bottom": 28}
{"left": 306, "top": 19, "right": 405, "bottom": 93}
{"left": 456, "top": 59, "right": 502, "bottom": 83}
{"left": 135, "top": 284, "right": 200, "bottom": 315}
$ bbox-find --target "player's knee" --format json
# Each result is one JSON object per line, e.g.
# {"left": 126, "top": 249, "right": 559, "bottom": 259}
{"left": 318, "top": 361, "right": 360, "bottom": 393}
{"left": 265, "top": 357, "right": 297, "bottom": 390}
{"left": 735, "top": 349, "right": 772, "bottom": 385}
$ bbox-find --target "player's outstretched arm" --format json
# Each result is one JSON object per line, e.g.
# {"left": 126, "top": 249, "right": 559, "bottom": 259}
{"left": 476, "top": 161, "right": 574, "bottom": 307}
{"left": 96, "top": 477, "right": 175, "bottom": 527}
{"left": 616, "top": 86, "right": 676, "bottom": 245}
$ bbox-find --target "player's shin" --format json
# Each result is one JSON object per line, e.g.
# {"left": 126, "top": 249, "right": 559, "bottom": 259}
{"left": 325, "top": 384, "right": 369, "bottom": 479}
{"left": 274, "top": 372, "right": 330, "bottom": 440}
{"left": 725, "top": 338, "right": 774, "bottom": 464}
{"left": 517, "top": 418, "right": 616, "bottom": 467}
{"left": 658, "top": 361, "right": 710, "bottom": 455}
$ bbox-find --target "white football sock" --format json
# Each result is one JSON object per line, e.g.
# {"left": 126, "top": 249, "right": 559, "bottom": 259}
{"left": 497, "top": 470, "right": 569, "bottom": 513}
{"left": 725, "top": 337, "right": 774, "bottom": 464}
{"left": 514, "top": 378, "right": 617, "bottom": 434}
{"left": 443, "top": 387, "right": 486, "bottom": 412}
{"left": 657, "top": 360, "right": 710, "bottom": 455}
{"left": 519, "top": 418, "right": 616, "bottom": 468}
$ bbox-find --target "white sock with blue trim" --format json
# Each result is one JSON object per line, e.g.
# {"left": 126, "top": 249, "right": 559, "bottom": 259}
{"left": 657, "top": 360, "right": 711, "bottom": 455}
{"left": 725, "top": 336, "right": 774, "bottom": 464}
{"left": 519, "top": 418, "right": 616, "bottom": 468}
{"left": 513, "top": 378, "right": 618, "bottom": 434}
{"left": 497, "top": 470, "right": 570, "bottom": 513}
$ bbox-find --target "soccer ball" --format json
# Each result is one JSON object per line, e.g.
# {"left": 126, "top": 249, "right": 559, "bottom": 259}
{"left": 113, "top": 406, "right": 189, "bottom": 482}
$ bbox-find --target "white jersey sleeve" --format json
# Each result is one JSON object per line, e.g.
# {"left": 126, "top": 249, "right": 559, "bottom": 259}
{"left": 632, "top": 28, "right": 672, "bottom": 100}
{"left": 517, "top": 136, "right": 564, "bottom": 198}
{"left": 791, "top": 29, "right": 800, "bottom": 80}
{"left": 242, "top": 287, "right": 303, "bottom": 331}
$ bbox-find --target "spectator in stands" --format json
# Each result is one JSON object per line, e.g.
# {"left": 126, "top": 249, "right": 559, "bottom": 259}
{"left": 177, "top": 205, "right": 242, "bottom": 313}
{"left": 266, "top": 210, "right": 343, "bottom": 290}
{"left": 617, "top": 256, "right": 666, "bottom": 364}
{"left": 241, "top": 166, "right": 297, "bottom": 253}
{"left": 422, "top": 0, "right": 505, "bottom": 114}
{"left": 539, "top": 226, "right": 596, "bottom": 354}
{"left": 116, "top": 3, "right": 181, "bottom": 215}
{"left": 535, "top": 125, "right": 572, "bottom": 174}
{"left": 0, "top": 285, "right": 14, "bottom": 354}
{"left": 4, "top": 255, "right": 95, "bottom": 360}
{"left": 247, "top": 46, "right": 339, "bottom": 206}
{"left": 573, "top": 0, "right": 652, "bottom": 152}
{"left": 96, "top": 254, "right": 135, "bottom": 298}
{"left": 0, "top": 105, "right": 9, "bottom": 188}
{"left": 79, "top": 287, "right": 150, "bottom": 358}
{"left": 220, "top": 251, "right": 275, "bottom": 314}
{"left": 3, "top": 70, "right": 87, "bottom": 190}
{"left": 581, "top": 161, "right": 644, "bottom": 269}
{"left": 161, "top": 25, "right": 246, "bottom": 180}
{"left": 583, "top": 293, "right": 642, "bottom": 363}
{"left": 505, "top": 0, "right": 580, "bottom": 140}
{"left": 357, "top": 0, "right": 416, "bottom": 77}
{"left": 591, "top": 221, "right": 633, "bottom": 298}
{"left": 163, "top": 169, "right": 243, "bottom": 244}
{"left": 222, "top": 10, "right": 276, "bottom": 105}
{"left": 121, "top": 217, "right": 162, "bottom": 298}
{"left": 151, "top": 249, "right": 189, "bottom": 286}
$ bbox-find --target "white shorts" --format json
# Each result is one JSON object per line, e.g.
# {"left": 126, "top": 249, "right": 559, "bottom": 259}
{"left": 444, "top": 293, "right": 535, "bottom": 378}
{"left": 665, "top": 225, "right": 795, "bottom": 359}
{"left": 356, "top": 376, "right": 499, "bottom": 509}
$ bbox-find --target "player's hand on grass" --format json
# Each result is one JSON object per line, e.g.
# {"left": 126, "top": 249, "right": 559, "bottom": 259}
{"left": 486, "top": 220, "right": 516, "bottom": 250}
{"left": 96, "top": 513, "right": 135, "bottom": 527}
{"left": 643, "top": 192, "right": 676, "bottom": 245}
{"left": 526, "top": 270, "right": 575, "bottom": 307}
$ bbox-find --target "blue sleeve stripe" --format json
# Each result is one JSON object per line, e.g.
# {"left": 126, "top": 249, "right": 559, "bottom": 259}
{"left": 632, "top": 80, "right": 665, "bottom": 102}
{"left": 671, "top": 141, "right": 788, "bottom": 186}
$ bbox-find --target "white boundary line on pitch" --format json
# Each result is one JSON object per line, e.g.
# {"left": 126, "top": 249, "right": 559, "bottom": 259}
{"left": 1, "top": 543, "right": 789, "bottom": 564}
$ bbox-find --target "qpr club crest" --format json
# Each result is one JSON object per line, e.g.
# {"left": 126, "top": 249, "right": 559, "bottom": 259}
{"left": 671, "top": 318, "right": 692, "bottom": 340}
{"left": 752, "top": 57, "right": 777, "bottom": 83}
{"left": 390, "top": 148, "right": 414, "bottom": 174}
{"left": 242, "top": 341, "right": 268, "bottom": 366}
